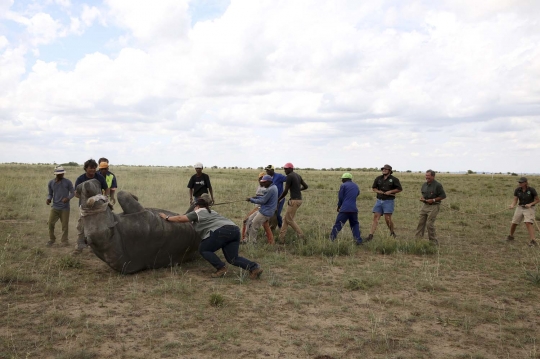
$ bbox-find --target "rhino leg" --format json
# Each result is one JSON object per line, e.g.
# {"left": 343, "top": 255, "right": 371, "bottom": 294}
{"left": 117, "top": 191, "right": 145, "bottom": 214}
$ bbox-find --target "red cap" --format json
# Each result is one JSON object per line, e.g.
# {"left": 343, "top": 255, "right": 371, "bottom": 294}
{"left": 283, "top": 162, "right": 294, "bottom": 169}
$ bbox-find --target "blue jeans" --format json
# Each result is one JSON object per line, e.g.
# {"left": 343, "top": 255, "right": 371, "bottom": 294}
{"left": 199, "top": 225, "right": 259, "bottom": 271}
{"left": 276, "top": 198, "right": 285, "bottom": 227}
{"left": 330, "top": 212, "right": 362, "bottom": 243}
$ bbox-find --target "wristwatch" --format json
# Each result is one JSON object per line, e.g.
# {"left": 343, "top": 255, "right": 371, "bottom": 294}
{"left": 165, "top": 216, "right": 170, "bottom": 221}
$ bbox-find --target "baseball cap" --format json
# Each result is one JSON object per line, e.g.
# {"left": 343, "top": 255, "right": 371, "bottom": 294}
{"left": 260, "top": 175, "right": 273, "bottom": 182}
{"left": 264, "top": 165, "right": 274, "bottom": 170}
{"left": 283, "top": 162, "right": 294, "bottom": 169}
{"left": 518, "top": 177, "right": 528, "bottom": 183}
{"left": 194, "top": 162, "right": 203, "bottom": 169}
{"left": 341, "top": 173, "right": 353, "bottom": 179}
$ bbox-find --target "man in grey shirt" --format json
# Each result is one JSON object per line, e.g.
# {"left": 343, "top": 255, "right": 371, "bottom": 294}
{"left": 46, "top": 166, "right": 74, "bottom": 247}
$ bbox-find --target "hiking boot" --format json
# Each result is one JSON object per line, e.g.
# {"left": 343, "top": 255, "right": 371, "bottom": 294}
{"left": 211, "top": 266, "right": 228, "bottom": 278}
{"left": 506, "top": 235, "right": 515, "bottom": 241}
{"left": 46, "top": 241, "right": 54, "bottom": 247}
{"left": 390, "top": 232, "right": 397, "bottom": 238}
{"left": 365, "top": 234, "right": 374, "bottom": 242}
{"left": 528, "top": 239, "right": 538, "bottom": 247}
{"left": 249, "top": 267, "right": 263, "bottom": 280}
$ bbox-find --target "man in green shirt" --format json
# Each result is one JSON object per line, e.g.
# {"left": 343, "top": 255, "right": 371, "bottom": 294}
{"left": 415, "top": 169, "right": 446, "bottom": 245}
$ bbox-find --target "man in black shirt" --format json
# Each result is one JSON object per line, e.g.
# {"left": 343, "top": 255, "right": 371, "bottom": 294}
{"left": 507, "top": 177, "right": 539, "bottom": 246}
{"left": 277, "top": 163, "right": 308, "bottom": 243}
{"left": 187, "top": 162, "right": 214, "bottom": 205}
{"left": 367, "top": 164, "right": 402, "bottom": 241}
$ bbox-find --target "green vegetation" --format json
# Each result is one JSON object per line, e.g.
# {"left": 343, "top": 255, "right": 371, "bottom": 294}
{"left": 0, "top": 164, "right": 538, "bottom": 358}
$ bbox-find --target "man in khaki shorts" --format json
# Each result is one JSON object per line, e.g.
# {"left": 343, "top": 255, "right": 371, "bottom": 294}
{"left": 506, "top": 177, "right": 539, "bottom": 246}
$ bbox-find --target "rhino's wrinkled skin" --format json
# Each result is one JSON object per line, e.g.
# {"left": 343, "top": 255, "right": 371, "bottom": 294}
{"left": 78, "top": 179, "right": 201, "bottom": 274}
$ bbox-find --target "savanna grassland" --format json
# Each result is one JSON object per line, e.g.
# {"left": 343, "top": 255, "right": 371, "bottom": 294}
{"left": 0, "top": 164, "right": 539, "bottom": 359}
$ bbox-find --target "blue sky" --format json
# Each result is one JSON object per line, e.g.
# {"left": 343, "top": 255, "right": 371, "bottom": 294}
{"left": 0, "top": 0, "right": 539, "bottom": 172}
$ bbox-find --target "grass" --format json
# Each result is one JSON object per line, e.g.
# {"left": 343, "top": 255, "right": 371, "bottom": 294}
{"left": 0, "top": 164, "right": 539, "bottom": 358}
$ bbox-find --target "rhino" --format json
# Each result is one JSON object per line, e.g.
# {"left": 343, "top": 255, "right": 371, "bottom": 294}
{"left": 78, "top": 179, "right": 201, "bottom": 274}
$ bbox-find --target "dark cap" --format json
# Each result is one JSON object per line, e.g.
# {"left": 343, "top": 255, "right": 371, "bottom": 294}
{"left": 518, "top": 177, "right": 528, "bottom": 183}
{"left": 381, "top": 164, "right": 392, "bottom": 171}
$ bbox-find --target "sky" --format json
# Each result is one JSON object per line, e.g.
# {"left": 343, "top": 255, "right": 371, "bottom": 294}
{"left": 1, "top": 0, "right": 539, "bottom": 172}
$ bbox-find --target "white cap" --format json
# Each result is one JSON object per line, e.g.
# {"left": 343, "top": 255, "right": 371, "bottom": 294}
{"left": 194, "top": 162, "right": 203, "bottom": 169}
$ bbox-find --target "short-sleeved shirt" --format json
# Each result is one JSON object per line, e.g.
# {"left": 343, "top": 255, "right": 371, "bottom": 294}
{"left": 187, "top": 173, "right": 212, "bottom": 197}
{"left": 103, "top": 171, "right": 117, "bottom": 189}
{"left": 372, "top": 174, "right": 402, "bottom": 200}
{"left": 514, "top": 186, "right": 538, "bottom": 206}
{"left": 75, "top": 172, "right": 108, "bottom": 205}
{"left": 285, "top": 172, "right": 305, "bottom": 200}
{"left": 421, "top": 180, "right": 446, "bottom": 201}
{"left": 185, "top": 208, "right": 236, "bottom": 239}
{"left": 47, "top": 178, "right": 75, "bottom": 210}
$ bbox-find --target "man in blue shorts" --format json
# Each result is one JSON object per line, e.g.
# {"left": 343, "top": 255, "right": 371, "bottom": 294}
{"left": 367, "top": 164, "right": 402, "bottom": 241}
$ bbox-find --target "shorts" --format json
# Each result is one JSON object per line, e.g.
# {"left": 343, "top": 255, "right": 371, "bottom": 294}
{"left": 372, "top": 199, "right": 395, "bottom": 214}
{"left": 512, "top": 205, "right": 536, "bottom": 224}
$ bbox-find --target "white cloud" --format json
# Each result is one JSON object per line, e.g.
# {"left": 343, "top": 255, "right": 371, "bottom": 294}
{"left": 0, "top": 0, "right": 539, "bottom": 171}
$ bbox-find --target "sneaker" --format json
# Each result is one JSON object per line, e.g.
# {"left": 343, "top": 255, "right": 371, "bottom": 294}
{"left": 71, "top": 248, "right": 83, "bottom": 255}
{"left": 249, "top": 267, "right": 263, "bottom": 280}
{"left": 46, "top": 241, "right": 54, "bottom": 247}
{"left": 506, "top": 235, "right": 515, "bottom": 241}
{"left": 211, "top": 266, "right": 228, "bottom": 278}
{"left": 365, "top": 234, "right": 374, "bottom": 242}
{"left": 390, "top": 232, "right": 397, "bottom": 238}
{"left": 528, "top": 239, "right": 538, "bottom": 247}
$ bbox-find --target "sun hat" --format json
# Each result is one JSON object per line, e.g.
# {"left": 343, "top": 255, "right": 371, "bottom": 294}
{"left": 194, "top": 162, "right": 203, "bottom": 169}
{"left": 518, "top": 177, "right": 528, "bottom": 183}
{"left": 53, "top": 166, "right": 66, "bottom": 175}
{"left": 98, "top": 162, "right": 109, "bottom": 169}
{"left": 283, "top": 162, "right": 294, "bottom": 169}
{"left": 260, "top": 175, "right": 273, "bottom": 182}
{"left": 381, "top": 164, "right": 392, "bottom": 171}
{"left": 264, "top": 165, "right": 274, "bottom": 170}
{"left": 341, "top": 173, "right": 353, "bottom": 179}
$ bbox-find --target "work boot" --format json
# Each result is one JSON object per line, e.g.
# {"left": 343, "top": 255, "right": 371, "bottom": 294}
{"left": 365, "top": 234, "right": 374, "bottom": 242}
{"left": 249, "top": 267, "right": 263, "bottom": 279}
{"left": 46, "top": 241, "right": 54, "bottom": 247}
{"left": 429, "top": 239, "right": 439, "bottom": 246}
{"left": 211, "top": 266, "right": 228, "bottom": 278}
{"left": 506, "top": 235, "right": 514, "bottom": 241}
{"left": 528, "top": 239, "right": 538, "bottom": 247}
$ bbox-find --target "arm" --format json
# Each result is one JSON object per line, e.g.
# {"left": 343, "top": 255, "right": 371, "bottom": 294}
{"left": 509, "top": 196, "right": 518, "bottom": 209}
{"left": 300, "top": 178, "right": 308, "bottom": 191}
{"left": 189, "top": 188, "right": 194, "bottom": 203}
{"left": 278, "top": 183, "right": 290, "bottom": 203}
{"left": 159, "top": 213, "right": 192, "bottom": 223}
{"left": 209, "top": 187, "right": 214, "bottom": 204}
{"left": 337, "top": 186, "right": 344, "bottom": 212}
{"left": 62, "top": 181, "right": 75, "bottom": 203}
{"left": 524, "top": 194, "right": 539, "bottom": 208}
{"left": 249, "top": 190, "right": 272, "bottom": 205}
{"left": 46, "top": 181, "right": 53, "bottom": 205}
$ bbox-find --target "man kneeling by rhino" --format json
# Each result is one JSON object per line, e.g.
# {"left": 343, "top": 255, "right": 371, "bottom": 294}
{"left": 159, "top": 195, "right": 263, "bottom": 279}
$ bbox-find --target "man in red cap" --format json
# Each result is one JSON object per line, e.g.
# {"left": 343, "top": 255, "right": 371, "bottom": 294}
{"left": 277, "top": 163, "right": 308, "bottom": 243}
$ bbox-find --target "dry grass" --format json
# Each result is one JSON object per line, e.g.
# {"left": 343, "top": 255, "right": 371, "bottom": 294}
{"left": 0, "top": 164, "right": 539, "bottom": 358}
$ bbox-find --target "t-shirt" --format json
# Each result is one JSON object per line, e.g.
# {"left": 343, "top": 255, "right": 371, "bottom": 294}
{"left": 514, "top": 186, "right": 538, "bottom": 206}
{"left": 372, "top": 174, "right": 402, "bottom": 200}
{"left": 286, "top": 172, "right": 305, "bottom": 200}
{"left": 187, "top": 173, "right": 212, "bottom": 197}
{"left": 185, "top": 208, "right": 236, "bottom": 239}
{"left": 47, "top": 178, "right": 75, "bottom": 210}
{"left": 75, "top": 172, "right": 108, "bottom": 205}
